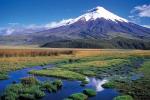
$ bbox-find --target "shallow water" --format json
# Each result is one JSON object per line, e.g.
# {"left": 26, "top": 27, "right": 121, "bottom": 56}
{"left": 0, "top": 65, "right": 119, "bottom": 100}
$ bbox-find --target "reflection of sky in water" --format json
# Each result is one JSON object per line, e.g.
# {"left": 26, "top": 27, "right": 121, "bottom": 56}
{"left": 87, "top": 77, "right": 108, "bottom": 92}
{"left": 0, "top": 65, "right": 119, "bottom": 100}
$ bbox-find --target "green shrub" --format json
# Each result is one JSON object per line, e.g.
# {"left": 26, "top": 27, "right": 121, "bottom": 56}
{"left": 53, "top": 80, "right": 63, "bottom": 88}
{"left": 23, "top": 85, "right": 40, "bottom": 94}
{"left": 35, "top": 90, "right": 45, "bottom": 98}
{"left": 41, "top": 81, "right": 52, "bottom": 90}
{"left": 83, "top": 89, "right": 96, "bottom": 97}
{"left": 4, "top": 92, "right": 18, "bottom": 100}
{"left": 21, "top": 76, "right": 39, "bottom": 85}
{"left": 113, "top": 95, "right": 133, "bottom": 100}
{"left": 19, "top": 93, "right": 35, "bottom": 100}
{"left": 0, "top": 72, "right": 8, "bottom": 80}
{"left": 80, "top": 80, "right": 89, "bottom": 86}
{"left": 102, "top": 81, "right": 115, "bottom": 88}
{"left": 51, "top": 85, "right": 58, "bottom": 92}
{"left": 69, "top": 93, "right": 88, "bottom": 100}
{"left": 5, "top": 84, "right": 22, "bottom": 93}
{"left": 3, "top": 76, "right": 63, "bottom": 100}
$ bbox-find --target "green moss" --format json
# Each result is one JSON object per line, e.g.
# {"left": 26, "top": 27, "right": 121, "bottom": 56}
{"left": 80, "top": 79, "right": 89, "bottom": 86}
{"left": 52, "top": 79, "right": 63, "bottom": 88}
{"left": 63, "top": 98, "right": 73, "bottom": 100}
{"left": 35, "top": 90, "right": 45, "bottom": 98}
{"left": 29, "top": 68, "right": 86, "bottom": 82}
{"left": 0, "top": 72, "right": 8, "bottom": 80}
{"left": 139, "top": 60, "right": 150, "bottom": 78}
{"left": 2, "top": 77, "right": 62, "bottom": 100}
{"left": 113, "top": 95, "right": 133, "bottom": 100}
{"left": 19, "top": 93, "right": 35, "bottom": 100}
{"left": 111, "top": 60, "right": 150, "bottom": 100}
{"left": 83, "top": 89, "right": 96, "bottom": 97}
{"left": 102, "top": 81, "right": 115, "bottom": 88}
{"left": 69, "top": 93, "right": 88, "bottom": 100}
{"left": 21, "top": 76, "right": 39, "bottom": 85}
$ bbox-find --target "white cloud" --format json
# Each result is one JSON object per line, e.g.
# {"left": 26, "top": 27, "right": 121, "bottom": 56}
{"left": 8, "top": 22, "right": 19, "bottom": 26}
{"left": 5, "top": 28, "right": 15, "bottom": 35}
{"left": 128, "top": 15, "right": 141, "bottom": 23}
{"left": 131, "top": 4, "right": 150, "bottom": 17}
{"left": 142, "top": 25, "right": 150, "bottom": 28}
{"left": 0, "top": 18, "right": 74, "bottom": 35}
{"left": 45, "top": 19, "right": 73, "bottom": 29}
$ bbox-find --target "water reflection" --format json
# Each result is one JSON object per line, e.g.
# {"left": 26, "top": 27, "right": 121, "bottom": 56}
{"left": 87, "top": 77, "right": 108, "bottom": 92}
{"left": 0, "top": 66, "right": 119, "bottom": 100}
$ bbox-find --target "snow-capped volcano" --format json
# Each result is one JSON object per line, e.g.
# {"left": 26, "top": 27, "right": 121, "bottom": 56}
{"left": 34, "top": 6, "right": 149, "bottom": 43}
{"left": 0, "top": 6, "right": 150, "bottom": 49}
{"left": 83, "top": 6, "right": 128, "bottom": 22}
{"left": 50, "top": 6, "right": 128, "bottom": 28}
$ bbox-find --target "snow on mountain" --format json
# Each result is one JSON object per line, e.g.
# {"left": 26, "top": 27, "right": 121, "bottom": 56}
{"left": 49, "top": 6, "right": 129, "bottom": 28}
{"left": 80, "top": 6, "right": 128, "bottom": 22}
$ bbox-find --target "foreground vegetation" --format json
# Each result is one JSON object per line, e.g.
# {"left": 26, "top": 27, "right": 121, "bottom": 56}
{"left": 0, "top": 48, "right": 74, "bottom": 80}
{"left": 1, "top": 77, "right": 63, "bottom": 100}
{"left": 28, "top": 49, "right": 150, "bottom": 100}
{"left": 64, "top": 89, "right": 96, "bottom": 100}
{"left": 0, "top": 48, "right": 150, "bottom": 100}
{"left": 113, "top": 95, "right": 133, "bottom": 100}
{"left": 29, "top": 68, "right": 86, "bottom": 82}
{"left": 102, "top": 60, "right": 150, "bottom": 100}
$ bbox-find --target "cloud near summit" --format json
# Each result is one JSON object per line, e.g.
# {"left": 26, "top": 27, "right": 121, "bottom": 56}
{"left": 131, "top": 4, "right": 150, "bottom": 17}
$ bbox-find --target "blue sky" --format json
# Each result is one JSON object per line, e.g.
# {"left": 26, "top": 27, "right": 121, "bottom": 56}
{"left": 0, "top": 0, "right": 150, "bottom": 28}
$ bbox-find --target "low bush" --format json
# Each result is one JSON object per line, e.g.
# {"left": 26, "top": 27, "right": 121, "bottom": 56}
{"left": 113, "top": 95, "right": 133, "bottom": 100}
{"left": 68, "top": 93, "right": 88, "bottom": 100}
{"left": 35, "top": 90, "right": 45, "bottom": 98}
{"left": 19, "top": 93, "right": 35, "bottom": 100}
{"left": 21, "top": 76, "right": 39, "bottom": 85}
{"left": 102, "top": 81, "right": 115, "bottom": 88}
{"left": 83, "top": 89, "right": 96, "bottom": 97}
{"left": 2, "top": 77, "right": 63, "bottom": 100}
{"left": 0, "top": 72, "right": 8, "bottom": 80}
{"left": 80, "top": 80, "right": 89, "bottom": 86}
{"left": 52, "top": 79, "right": 63, "bottom": 88}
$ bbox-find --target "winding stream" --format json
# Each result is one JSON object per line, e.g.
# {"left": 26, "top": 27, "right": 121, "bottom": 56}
{"left": 0, "top": 65, "right": 119, "bottom": 100}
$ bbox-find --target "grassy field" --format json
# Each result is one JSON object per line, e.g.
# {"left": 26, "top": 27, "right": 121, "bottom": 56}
{"left": 0, "top": 48, "right": 150, "bottom": 100}
{"left": 103, "top": 60, "right": 150, "bottom": 100}
{"left": 29, "top": 68, "right": 86, "bottom": 81}
{"left": 0, "top": 48, "right": 74, "bottom": 80}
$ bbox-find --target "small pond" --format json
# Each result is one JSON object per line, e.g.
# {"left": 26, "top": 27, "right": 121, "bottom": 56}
{"left": 0, "top": 65, "right": 119, "bottom": 100}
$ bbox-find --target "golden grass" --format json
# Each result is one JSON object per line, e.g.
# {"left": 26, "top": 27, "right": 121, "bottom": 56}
{"left": 0, "top": 49, "right": 73, "bottom": 57}
{"left": 0, "top": 48, "right": 150, "bottom": 73}
{"left": 0, "top": 53, "right": 73, "bottom": 73}
{"left": 75, "top": 49, "right": 150, "bottom": 57}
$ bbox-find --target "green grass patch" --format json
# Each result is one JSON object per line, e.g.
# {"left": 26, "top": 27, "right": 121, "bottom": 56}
{"left": 29, "top": 68, "right": 86, "bottom": 82}
{"left": 21, "top": 76, "right": 39, "bottom": 85}
{"left": 83, "top": 89, "right": 96, "bottom": 97}
{"left": 2, "top": 77, "right": 63, "bottom": 100}
{"left": 68, "top": 93, "right": 88, "bottom": 100}
{"left": 113, "top": 95, "right": 133, "bottom": 100}
{"left": 138, "top": 60, "right": 150, "bottom": 79}
{"left": 0, "top": 72, "right": 8, "bottom": 80}
{"left": 102, "top": 81, "right": 115, "bottom": 88}
{"left": 108, "top": 59, "right": 150, "bottom": 100}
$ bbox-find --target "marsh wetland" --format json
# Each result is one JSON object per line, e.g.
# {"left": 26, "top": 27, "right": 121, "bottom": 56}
{"left": 0, "top": 48, "right": 150, "bottom": 100}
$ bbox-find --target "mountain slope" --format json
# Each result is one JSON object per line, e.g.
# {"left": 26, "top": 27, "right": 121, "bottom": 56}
{"left": 0, "top": 6, "right": 150, "bottom": 49}
{"left": 41, "top": 37, "right": 150, "bottom": 49}
{"left": 33, "top": 6, "right": 150, "bottom": 41}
